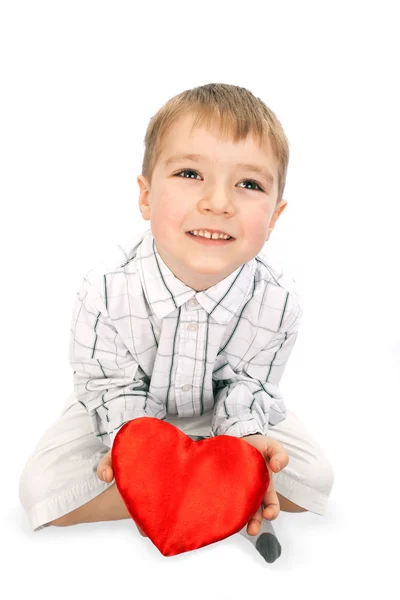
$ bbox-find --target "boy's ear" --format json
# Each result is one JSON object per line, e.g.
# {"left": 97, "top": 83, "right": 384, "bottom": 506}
{"left": 137, "top": 175, "right": 151, "bottom": 221}
{"left": 265, "top": 198, "right": 288, "bottom": 241}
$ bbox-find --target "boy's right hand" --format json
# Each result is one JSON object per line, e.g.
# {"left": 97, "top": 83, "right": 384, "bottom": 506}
{"left": 96, "top": 449, "right": 148, "bottom": 537}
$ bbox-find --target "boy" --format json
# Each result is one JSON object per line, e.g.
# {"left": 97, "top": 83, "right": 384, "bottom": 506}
{"left": 19, "top": 83, "right": 334, "bottom": 564}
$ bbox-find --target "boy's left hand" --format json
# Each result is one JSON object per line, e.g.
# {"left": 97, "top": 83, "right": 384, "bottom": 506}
{"left": 241, "top": 434, "right": 289, "bottom": 535}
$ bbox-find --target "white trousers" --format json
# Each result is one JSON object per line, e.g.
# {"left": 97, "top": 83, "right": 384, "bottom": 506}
{"left": 18, "top": 391, "right": 335, "bottom": 531}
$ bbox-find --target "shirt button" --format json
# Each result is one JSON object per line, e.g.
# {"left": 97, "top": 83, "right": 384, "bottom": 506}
{"left": 187, "top": 323, "right": 198, "bottom": 331}
{"left": 189, "top": 298, "right": 199, "bottom": 307}
{"left": 181, "top": 384, "right": 193, "bottom": 392}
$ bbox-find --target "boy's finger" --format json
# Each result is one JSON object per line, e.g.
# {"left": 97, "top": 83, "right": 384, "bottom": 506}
{"left": 263, "top": 441, "right": 289, "bottom": 471}
{"left": 101, "top": 468, "right": 114, "bottom": 482}
{"left": 96, "top": 450, "right": 113, "bottom": 481}
{"left": 262, "top": 500, "right": 280, "bottom": 521}
{"left": 262, "top": 467, "right": 280, "bottom": 520}
{"left": 247, "top": 504, "right": 263, "bottom": 536}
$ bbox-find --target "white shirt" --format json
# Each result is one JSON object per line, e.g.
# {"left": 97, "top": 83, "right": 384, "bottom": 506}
{"left": 69, "top": 228, "right": 303, "bottom": 448}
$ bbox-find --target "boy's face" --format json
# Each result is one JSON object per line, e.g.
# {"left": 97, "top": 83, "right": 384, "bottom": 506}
{"left": 137, "top": 113, "right": 287, "bottom": 292}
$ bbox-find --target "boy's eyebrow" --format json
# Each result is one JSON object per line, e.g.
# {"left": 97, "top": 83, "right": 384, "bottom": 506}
{"left": 164, "top": 153, "right": 274, "bottom": 186}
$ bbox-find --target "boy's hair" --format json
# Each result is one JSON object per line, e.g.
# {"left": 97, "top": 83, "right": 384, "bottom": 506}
{"left": 141, "top": 83, "right": 290, "bottom": 207}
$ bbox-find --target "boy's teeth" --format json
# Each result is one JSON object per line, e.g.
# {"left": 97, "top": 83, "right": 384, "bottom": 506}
{"left": 189, "top": 230, "right": 231, "bottom": 240}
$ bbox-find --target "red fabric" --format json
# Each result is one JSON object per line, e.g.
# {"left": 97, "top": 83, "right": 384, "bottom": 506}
{"left": 112, "top": 417, "right": 269, "bottom": 556}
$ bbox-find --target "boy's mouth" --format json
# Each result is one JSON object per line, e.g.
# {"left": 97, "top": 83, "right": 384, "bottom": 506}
{"left": 186, "top": 231, "right": 235, "bottom": 246}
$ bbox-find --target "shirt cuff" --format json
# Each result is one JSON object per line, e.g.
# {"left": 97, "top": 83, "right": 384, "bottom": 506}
{"left": 212, "top": 417, "right": 265, "bottom": 438}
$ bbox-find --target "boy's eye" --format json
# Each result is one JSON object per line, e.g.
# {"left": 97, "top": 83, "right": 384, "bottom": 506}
{"left": 175, "top": 169, "right": 201, "bottom": 180}
{"left": 174, "top": 169, "right": 264, "bottom": 192}
{"left": 237, "top": 179, "right": 264, "bottom": 192}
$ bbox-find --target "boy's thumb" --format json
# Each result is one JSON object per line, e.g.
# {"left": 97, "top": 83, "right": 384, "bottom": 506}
{"left": 97, "top": 449, "right": 113, "bottom": 481}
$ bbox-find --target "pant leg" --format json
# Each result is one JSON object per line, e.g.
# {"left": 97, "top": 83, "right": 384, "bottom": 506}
{"left": 267, "top": 409, "right": 335, "bottom": 515}
{"left": 19, "top": 393, "right": 334, "bottom": 531}
{"left": 18, "top": 391, "right": 115, "bottom": 532}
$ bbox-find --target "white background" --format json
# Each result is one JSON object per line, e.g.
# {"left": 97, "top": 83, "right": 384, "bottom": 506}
{"left": 1, "top": 1, "right": 399, "bottom": 598}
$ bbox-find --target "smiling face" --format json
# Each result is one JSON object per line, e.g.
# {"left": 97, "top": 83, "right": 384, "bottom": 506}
{"left": 137, "top": 112, "right": 287, "bottom": 291}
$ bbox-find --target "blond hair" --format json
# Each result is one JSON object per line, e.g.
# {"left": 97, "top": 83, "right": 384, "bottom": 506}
{"left": 141, "top": 83, "right": 290, "bottom": 206}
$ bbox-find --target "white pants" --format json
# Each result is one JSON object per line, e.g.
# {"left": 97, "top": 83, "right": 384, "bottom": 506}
{"left": 18, "top": 391, "right": 335, "bottom": 531}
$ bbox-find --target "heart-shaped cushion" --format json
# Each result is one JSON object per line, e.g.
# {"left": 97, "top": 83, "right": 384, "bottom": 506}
{"left": 112, "top": 417, "right": 269, "bottom": 556}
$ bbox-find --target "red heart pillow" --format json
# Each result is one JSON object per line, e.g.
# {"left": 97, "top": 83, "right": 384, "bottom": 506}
{"left": 112, "top": 417, "right": 269, "bottom": 556}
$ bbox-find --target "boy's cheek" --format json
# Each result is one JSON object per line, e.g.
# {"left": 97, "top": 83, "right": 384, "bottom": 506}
{"left": 151, "top": 194, "right": 188, "bottom": 231}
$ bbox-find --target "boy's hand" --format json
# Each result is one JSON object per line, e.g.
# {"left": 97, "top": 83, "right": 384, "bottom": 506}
{"left": 96, "top": 449, "right": 148, "bottom": 537}
{"left": 96, "top": 449, "right": 114, "bottom": 484}
{"left": 241, "top": 434, "right": 289, "bottom": 535}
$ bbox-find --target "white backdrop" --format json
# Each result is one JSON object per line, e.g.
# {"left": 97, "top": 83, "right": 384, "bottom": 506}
{"left": 1, "top": 1, "right": 399, "bottom": 598}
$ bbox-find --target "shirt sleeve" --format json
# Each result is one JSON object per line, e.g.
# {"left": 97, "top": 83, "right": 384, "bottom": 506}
{"left": 69, "top": 270, "right": 167, "bottom": 448}
{"left": 210, "top": 295, "right": 303, "bottom": 439}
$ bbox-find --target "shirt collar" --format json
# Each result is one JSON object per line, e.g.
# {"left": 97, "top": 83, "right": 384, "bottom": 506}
{"left": 136, "top": 228, "right": 256, "bottom": 325}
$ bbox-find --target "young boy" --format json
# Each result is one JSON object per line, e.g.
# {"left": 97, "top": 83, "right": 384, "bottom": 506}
{"left": 18, "top": 83, "right": 334, "bottom": 564}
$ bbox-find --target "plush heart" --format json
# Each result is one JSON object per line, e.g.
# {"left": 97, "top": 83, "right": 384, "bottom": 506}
{"left": 112, "top": 417, "right": 269, "bottom": 557}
